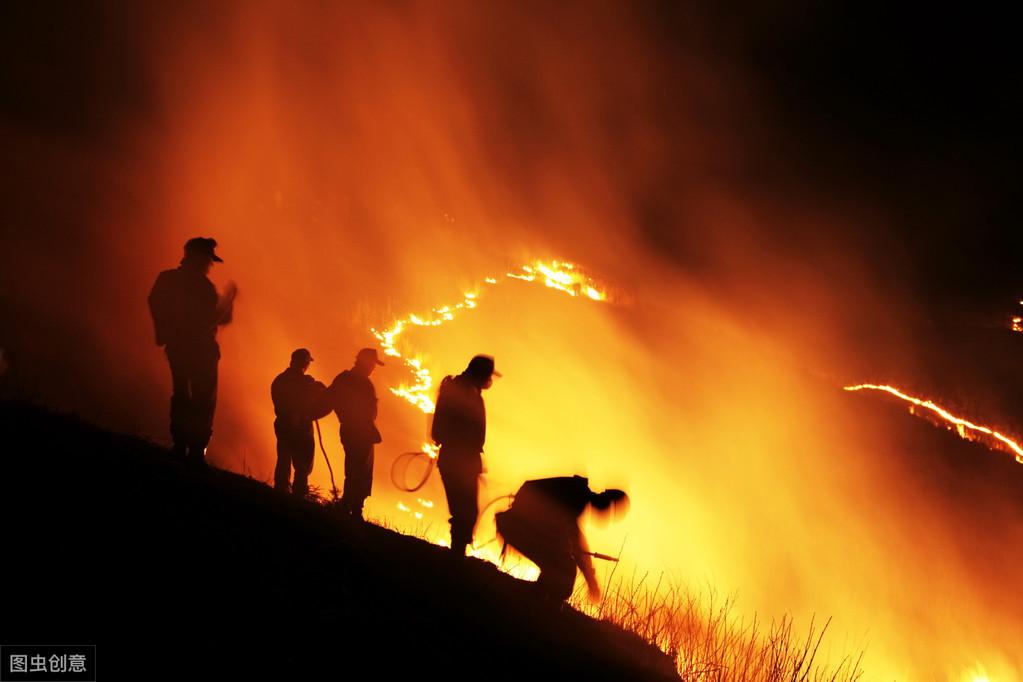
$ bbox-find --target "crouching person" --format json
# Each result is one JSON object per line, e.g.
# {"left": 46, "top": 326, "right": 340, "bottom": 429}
{"left": 495, "top": 475, "right": 628, "bottom": 603}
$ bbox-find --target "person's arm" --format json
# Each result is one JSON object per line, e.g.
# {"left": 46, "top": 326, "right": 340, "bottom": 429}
{"left": 575, "top": 529, "right": 601, "bottom": 603}
{"left": 306, "top": 379, "right": 333, "bottom": 420}
{"left": 430, "top": 379, "right": 451, "bottom": 445}
{"left": 216, "top": 281, "right": 238, "bottom": 326}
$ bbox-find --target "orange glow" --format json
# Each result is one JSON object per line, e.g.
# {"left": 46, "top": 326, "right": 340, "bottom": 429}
{"left": 373, "top": 261, "right": 606, "bottom": 577}
{"left": 1011, "top": 316, "right": 1021, "bottom": 333}
{"left": 373, "top": 259, "right": 607, "bottom": 416}
{"left": 844, "top": 383, "right": 1023, "bottom": 463}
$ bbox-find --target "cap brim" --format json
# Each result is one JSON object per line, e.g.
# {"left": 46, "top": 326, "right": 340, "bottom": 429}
{"left": 491, "top": 370, "right": 502, "bottom": 378}
{"left": 375, "top": 359, "right": 385, "bottom": 366}
{"left": 211, "top": 254, "right": 224, "bottom": 262}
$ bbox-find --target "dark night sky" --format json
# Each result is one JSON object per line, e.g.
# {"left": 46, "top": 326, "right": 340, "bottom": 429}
{"left": 648, "top": 3, "right": 1022, "bottom": 311}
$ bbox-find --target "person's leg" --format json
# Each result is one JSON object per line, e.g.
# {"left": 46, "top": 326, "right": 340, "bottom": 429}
{"left": 537, "top": 555, "right": 578, "bottom": 602}
{"left": 189, "top": 346, "right": 219, "bottom": 464}
{"left": 291, "top": 428, "right": 315, "bottom": 499}
{"left": 341, "top": 440, "right": 371, "bottom": 518}
{"left": 167, "top": 349, "right": 191, "bottom": 458}
{"left": 497, "top": 515, "right": 573, "bottom": 599}
{"left": 440, "top": 463, "right": 478, "bottom": 556}
{"left": 273, "top": 422, "right": 293, "bottom": 492}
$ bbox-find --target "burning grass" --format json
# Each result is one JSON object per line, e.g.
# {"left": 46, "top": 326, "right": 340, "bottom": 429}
{"left": 571, "top": 573, "right": 864, "bottom": 681}
{"left": 377, "top": 507, "right": 863, "bottom": 681}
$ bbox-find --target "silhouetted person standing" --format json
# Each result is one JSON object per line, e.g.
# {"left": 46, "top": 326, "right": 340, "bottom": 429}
{"left": 431, "top": 354, "right": 499, "bottom": 557}
{"left": 495, "top": 476, "right": 628, "bottom": 603}
{"left": 148, "top": 237, "right": 236, "bottom": 465}
{"left": 271, "top": 348, "right": 328, "bottom": 498}
{"left": 325, "top": 348, "right": 384, "bottom": 519}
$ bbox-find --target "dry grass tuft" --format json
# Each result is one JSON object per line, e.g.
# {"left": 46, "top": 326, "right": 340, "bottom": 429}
{"left": 571, "top": 571, "right": 865, "bottom": 681}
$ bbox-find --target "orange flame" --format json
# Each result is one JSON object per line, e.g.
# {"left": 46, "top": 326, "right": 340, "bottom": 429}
{"left": 844, "top": 384, "right": 1023, "bottom": 464}
{"left": 371, "top": 260, "right": 607, "bottom": 416}
{"left": 374, "top": 259, "right": 605, "bottom": 579}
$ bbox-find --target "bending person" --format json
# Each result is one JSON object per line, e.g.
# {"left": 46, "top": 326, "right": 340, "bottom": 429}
{"left": 495, "top": 476, "right": 628, "bottom": 602}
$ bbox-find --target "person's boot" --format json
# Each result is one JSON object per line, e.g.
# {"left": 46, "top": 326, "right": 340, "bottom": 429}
{"left": 172, "top": 442, "right": 187, "bottom": 461}
{"left": 186, "top": 445, "right": 207, "bottom": 468}
{"left": 450, "top": 538, "right": 468, "bottom": 558}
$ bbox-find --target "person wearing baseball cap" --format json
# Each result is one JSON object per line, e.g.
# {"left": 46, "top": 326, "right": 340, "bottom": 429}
{"left": 324, "top": 348, "right": 385, "bottom": 520}
{"left": 147, "top": 236, "right": 237, "bottom": 465}
{"left": 430, "top": 354, "right": 500, "bottom": 557}
{"left": 270, "top": 348, "right": 329, "bottom": 498}
{"left": 183, "top": 237, "right": 224, "bottom": 263}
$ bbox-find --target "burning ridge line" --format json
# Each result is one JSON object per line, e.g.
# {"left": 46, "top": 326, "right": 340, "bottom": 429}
{"left": 844, "top": 383, "right": 1023, "bottom": 464}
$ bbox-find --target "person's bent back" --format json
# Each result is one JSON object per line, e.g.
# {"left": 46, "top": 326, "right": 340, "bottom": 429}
{"left": 496, "top": 475, "right": 628, "bottom": 603}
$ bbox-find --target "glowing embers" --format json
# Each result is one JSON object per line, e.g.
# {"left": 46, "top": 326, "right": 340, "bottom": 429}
{"left": 844, "top": 384, "right": 1023, "bottom": 464}
{"left": 371, "top": 259, "right": 607, "bottom": 415}
{"left": 395, "top": 497, "right": 434, "bottom": 521}
{"left": 1011, "top": 317, "right": 1022, "bottom": 333}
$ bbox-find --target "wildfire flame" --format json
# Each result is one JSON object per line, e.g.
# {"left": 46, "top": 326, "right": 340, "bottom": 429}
{"left": 844, "top": 384, "right": 1023, "bottom": 464}
{"left": 371, "top": 259, "right": 607, "bottom": 416}
{"left": 374, "top": 259, "right": 606, "bottom": 578}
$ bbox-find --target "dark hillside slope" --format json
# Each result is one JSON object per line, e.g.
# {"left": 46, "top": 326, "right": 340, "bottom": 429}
{"left": 0, "top": 401, "right": 677, "bottom": 680}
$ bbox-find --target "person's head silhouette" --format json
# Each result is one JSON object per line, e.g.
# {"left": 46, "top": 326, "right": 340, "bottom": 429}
{"left": 354, "top": 348, "right": 385, "bottom": 377}
{"left": 463, "top": 354, "right": 500, "bottom": 389}
{"left": 289, "top": 348, "right": 313, "bottom": 374}
{"left": 181, "top": 237, "right": 223, "bottom": 274}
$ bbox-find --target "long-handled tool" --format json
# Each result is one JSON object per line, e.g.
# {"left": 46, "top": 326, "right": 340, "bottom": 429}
{"left": 585, "top": 551, "right": 619, "bottom": 562}
{"left": 314, "top": 419, "right": 338, "bottom": 501}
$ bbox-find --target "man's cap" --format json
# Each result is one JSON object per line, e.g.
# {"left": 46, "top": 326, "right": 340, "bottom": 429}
{"left": 184, "top": 237, "right": 224, "bottom": 262}
{"left": 291, "top": 348, "right": 313, "bottom": 364}
{"left": 465, "top": 354, "right": 501, "bottom": 379}
{"left": 356, "top": 348, "right": 385, "bottom": 366}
